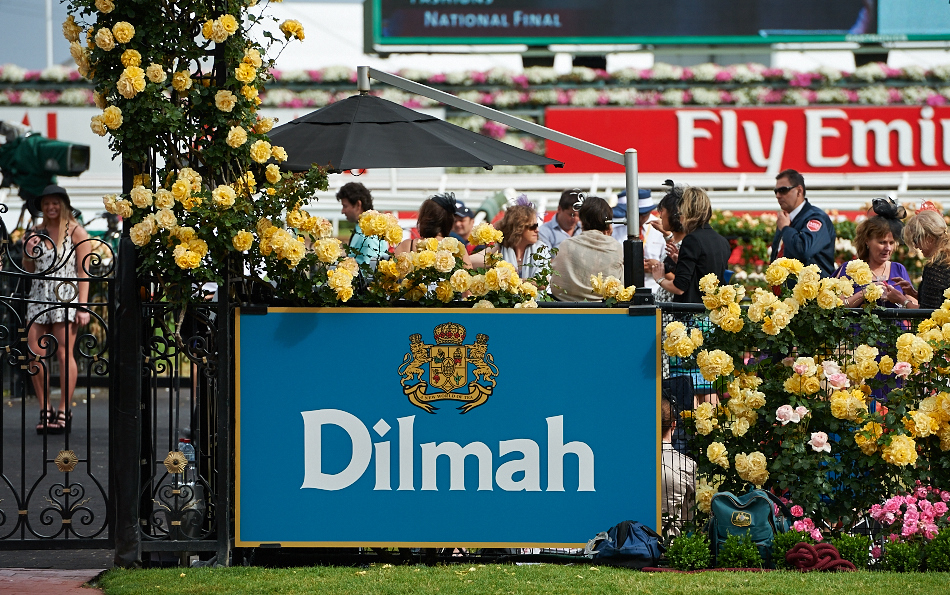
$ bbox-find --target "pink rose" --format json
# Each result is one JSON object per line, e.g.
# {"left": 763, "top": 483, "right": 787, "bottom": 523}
{"left": 888, "top": 533, "right": 900, "bottom": 543}
{"left": 795, "top": 406, "right": 810, "bottom": 418}
{"left": 933, "top": 502, "right": 948, "bottom": 516}
{"left": 793, "top": 362, "right": 809, "bottom": 375}
{"left": 791, "top": 505, "right": 804, "bottom": 518}
{"left": 810, "top": 528, "right": 823, "bottom": 542}
{"left": 808, "top": 431, "right": 832, "bottom": 453}
{"left": 942, "top": 491, "right": 950, "bottom": 502}
{"left": 776, "top": 404, "right": 801, "bottom": 425}
{"left": 871, "top": 546, "right": 882, "bottom": 559}
{"left": 827, "top": 373, "right": 850, "bottom": 389}
{"left": 892, "top": 362, "right": 912, "bottom": 378}
{"left": 822, "top": 360, "right": 842, "bottom": 376}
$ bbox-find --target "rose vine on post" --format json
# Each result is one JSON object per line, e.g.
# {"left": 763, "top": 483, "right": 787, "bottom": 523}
{"left": 65, "top": 0, "right": 326, "bottom": 308}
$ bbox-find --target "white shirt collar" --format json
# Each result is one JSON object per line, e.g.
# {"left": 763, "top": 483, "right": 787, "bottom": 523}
{"left": 787, "top": 200, "right": 806, "bottom": 222}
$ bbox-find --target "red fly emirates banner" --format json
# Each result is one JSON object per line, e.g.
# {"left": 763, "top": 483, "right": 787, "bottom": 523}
{"left": 544, "top": 105, "right": 950, "bottom": 174}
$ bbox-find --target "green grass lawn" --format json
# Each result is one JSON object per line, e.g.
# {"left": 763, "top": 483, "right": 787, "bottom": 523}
{"left": 97, "top": 563, "right": 949, "bottom": 595}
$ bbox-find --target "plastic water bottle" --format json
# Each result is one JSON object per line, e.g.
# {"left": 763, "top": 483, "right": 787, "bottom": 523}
{"left": 178, "top": 438, "right": 196, "bottom": 484}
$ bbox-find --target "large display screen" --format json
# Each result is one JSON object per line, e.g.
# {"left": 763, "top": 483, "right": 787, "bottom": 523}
{"left": 371, "top": 0, "right": 950, "bottom": 46}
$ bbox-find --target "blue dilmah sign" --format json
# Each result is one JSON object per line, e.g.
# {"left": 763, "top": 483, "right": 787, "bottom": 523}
{"left": 235, "top": 308, "right": 660, "bottom": 547}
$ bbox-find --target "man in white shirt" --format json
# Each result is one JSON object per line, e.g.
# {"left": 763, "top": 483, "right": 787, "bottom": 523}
{"left": 538, "top": 188, "right": 583, "bottom": 250}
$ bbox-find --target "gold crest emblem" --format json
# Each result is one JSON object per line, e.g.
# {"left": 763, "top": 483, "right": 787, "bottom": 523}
{"left": 397, "top": 322, "right": 498, "bottom": 414}
{"left": 731, "top": 511, "right": 752, "bottom": 527}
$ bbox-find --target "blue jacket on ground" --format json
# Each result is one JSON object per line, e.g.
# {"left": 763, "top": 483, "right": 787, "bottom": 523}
{"left": 770, "top": 200, "right": 835, "bottom": 276}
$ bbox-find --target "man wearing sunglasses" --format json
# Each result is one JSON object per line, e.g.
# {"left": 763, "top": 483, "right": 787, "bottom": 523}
{"left": 538, "top": 188, "right": 583, "bottom": 250}
{"left": 769, "top": 169, "right": 835, "bottom": 276}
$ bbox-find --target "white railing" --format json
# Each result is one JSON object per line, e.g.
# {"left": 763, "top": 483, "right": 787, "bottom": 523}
{"left": 5, "top": 170, "right": 950, "bottom": 231}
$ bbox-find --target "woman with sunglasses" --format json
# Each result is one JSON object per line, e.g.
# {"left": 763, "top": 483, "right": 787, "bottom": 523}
{"left": 550, "top": 196, "right": 624, "bottom": 301}
{"left": 491, "top": 204, "right": 548, "bottom": 280}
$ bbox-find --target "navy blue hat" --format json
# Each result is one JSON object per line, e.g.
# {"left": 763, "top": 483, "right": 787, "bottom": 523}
{"left": 614, "top": 188, "right": 653, "bottom": 218}
{"left": 454, "top": 200, "right": 474, "bottom": 219}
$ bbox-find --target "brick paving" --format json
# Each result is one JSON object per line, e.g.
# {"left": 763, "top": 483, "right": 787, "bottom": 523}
{"left": 0, "top": 568, "right": 104, "bottom": 594}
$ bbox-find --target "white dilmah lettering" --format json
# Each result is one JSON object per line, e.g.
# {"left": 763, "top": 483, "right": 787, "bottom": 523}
{"left": 300, "top": 412, "right": 595, "bottom": 492}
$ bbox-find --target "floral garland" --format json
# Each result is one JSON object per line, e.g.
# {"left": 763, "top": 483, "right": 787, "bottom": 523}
{"left": 7, "top": 62, "right": 950, "bottom": 109}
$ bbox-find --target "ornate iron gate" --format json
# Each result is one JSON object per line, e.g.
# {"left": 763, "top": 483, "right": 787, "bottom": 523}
{"left": 0, "top": 218, "right": 115, "bottom": 549}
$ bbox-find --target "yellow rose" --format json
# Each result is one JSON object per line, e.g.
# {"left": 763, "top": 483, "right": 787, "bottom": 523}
{"left": 279, "top": 19, "right": 305, "bottom": 40}
{"left": 171, "top": 71, "right": 193, "bottom": 93}
{"left": 881, "top": 434, "right": 918, "bottom": 467}
{"left": 89, "top": 115, "right": 107, "bottom": 136}
{"left": 905, "top": 411, "right": 939, "bottom": 438}
{"left": 707, "top": 442, "right": 729, "bottom": 468}
{"left": 244, "top": 48, "right": 263, "bottom": 68}
{"left": 433, "top": 250, "right": 456, "bottom": 273}
{"left": 171, "top": 180, "right": 192, "bottom": 203}
{"left": 101, "top": 106, "right": 123, "bottom": 129}
{"left": 698, "top": 273, "right": 719, "bottom": 294}
{"left": 484, "top": 268, "right": 501, "bottom": 291}
{"left": 154, "top": 189, "right": 174, "bottom": 209}
{"left": 449, "top": 269, "right": 471, "bottom": 293}
{"left": 312, "top": 238, "right": 342, "bottom": 264}
{"left": 129, "top": 221, "right": 154, "bottom": 246}
{"left": 414, "top": 250, "right": 436, "bottom": 269}
{"left": 226, "top": 126, "right": 247, "bottom": 148}
{"left": 215, "top": 90, "right": 238, "bottom": 112}
{"left": 801, "top": 375, "right": 822, "bottom": 395}
{"left": 863, "top": 282, "right": 884, "bottom": 303}
{"left": 94, "top": 27, "right": 115, "bottom": 51}
{"left": 113, "top": 199, "right": 132, "bottom": 219}
{"left": 254, "top": 117, "right": 275, "bottom": 134}
{"left": 816, "top": 289, "right": 838, "bottom": 310}
{"left": 697, "top": 483, "right": 715, "bottom": 514}
{"left": 846, "top": 260, "right": 874, "bottom": 286}
{"left": 796, "top": 280, "right": 820, "bottom": 301}
{"left": 112, "top": 22, "right": 135, "bottom": 44}
{"left": 212, "top": 185, "right": 236, "bottom": 208}
{"left": 129, "top": 186, "right": 152, "bottom": 208}
{"left": 469, "top": 274, "right": 489, "bottom": 296}
{"left": 731, "top": 417, "right": 750, "bottom": 437}
{"left": 336, "top": 286, "right": 354, "bottom": 302}
{"left": 765, "top": 264, "right": 789, "bottom": 286}
{"left": 120, "top": 49, "right": 141, "bottom": 67}
{"left": 116, "top": 65, "right": 146, "bottom": 99}
{"left": 63, "top": 15, "right": 82, "bottom": 42}
{"left": 219, "top": 14, "right": 239, "bottom": 34}
{"left": 175, "top": 250, "right": 202, "bottom": 270}
{"left": 435, "top": 281, "right": 454, "bottom": 303}
{"left": 153, "top": 208, "right": 177, "bottom": 230}
{"left": 249, "top": 139, "right": 272, "bottom": 163}
{"left": 696, "top": 349, "right": 734, "bottom": 381}
{"left": 438, "top": 236, "right": 464, "bottom": 256}
{"left": 235, "top": 62, "right": 256, "bottom": 83}
{"left": 240, "top": 84, "right": 259, "bottom": 102}
{"left": 521, "top": 282, "right": 539, "bottom": 299}
{"left": 95, "top": 0, "right": 114, "bottom": 13}
{"left": 145, "top": 64, "right": 166, "bottom": 84}
{"left": 855, "top": 421, "right": 883, "bottom": 455}
{"left": 339, "top": 257, "right": 359, "bottom": 276}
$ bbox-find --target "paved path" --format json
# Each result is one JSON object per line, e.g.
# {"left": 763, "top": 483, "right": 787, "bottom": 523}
{"left": 0, "top": 568, "right": 104, "bottom": 594}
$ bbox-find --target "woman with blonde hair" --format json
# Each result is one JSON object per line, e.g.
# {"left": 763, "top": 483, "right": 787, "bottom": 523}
{"left": 490, "top": 204, "right": 548, "bottom": 280}
{"left": 23, "top": 185, "right": 91, "bottom": 434}
{"left": 883, "top": 204, "right": 950, "bottom": 308}
{"left": 650, "top": 186, "right": 730, "bottom": 303}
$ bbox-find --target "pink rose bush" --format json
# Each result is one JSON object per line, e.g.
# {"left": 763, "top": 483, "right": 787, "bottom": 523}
{"left": 869, "top": 482, "right": 950, "bottom": 543}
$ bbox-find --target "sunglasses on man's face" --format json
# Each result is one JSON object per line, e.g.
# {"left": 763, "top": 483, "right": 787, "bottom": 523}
{"left": 774, "top": 186, "right": 797, "bottom": 195}
{"left": 525, "top": 223, "right": 539, "bottom": 231}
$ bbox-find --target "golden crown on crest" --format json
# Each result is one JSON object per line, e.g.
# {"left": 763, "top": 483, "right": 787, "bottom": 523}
{"left": 433, "top": 322, "right": 466, "bottom": 345}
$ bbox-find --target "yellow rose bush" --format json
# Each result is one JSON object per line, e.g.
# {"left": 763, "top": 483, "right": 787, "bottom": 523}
{"left": 676, "top": 256, "right": 948, "bottom": 534}
{"left": 70, "top": 0, "right": 325, "bottom": 304}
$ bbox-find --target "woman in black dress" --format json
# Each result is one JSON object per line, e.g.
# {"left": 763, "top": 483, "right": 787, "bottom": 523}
{"left": 650, "top": 186, "right": 731, "bottom": 303}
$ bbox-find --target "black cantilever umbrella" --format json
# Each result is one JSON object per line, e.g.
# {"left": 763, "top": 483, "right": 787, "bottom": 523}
{"left": 267, "top": 93, "right": 564, "bottom": 172}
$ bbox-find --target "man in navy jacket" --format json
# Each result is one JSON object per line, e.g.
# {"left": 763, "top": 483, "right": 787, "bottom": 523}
{"left": 770, "top": 169, "right": 835, "bottom": 276}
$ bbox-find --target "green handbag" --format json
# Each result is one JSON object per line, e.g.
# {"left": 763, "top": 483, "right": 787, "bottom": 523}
{"left": 707, "top": 489, "right": 792, "bottom": 568}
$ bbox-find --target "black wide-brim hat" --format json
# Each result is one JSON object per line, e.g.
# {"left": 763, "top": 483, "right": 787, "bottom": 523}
{"left": 24, "top": 184, "right": 75, "bottom": 218}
